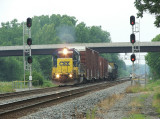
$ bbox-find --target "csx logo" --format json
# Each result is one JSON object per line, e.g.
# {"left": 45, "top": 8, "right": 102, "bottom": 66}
{"left": 59, "top": 61, "right": 70, "bottom": 66}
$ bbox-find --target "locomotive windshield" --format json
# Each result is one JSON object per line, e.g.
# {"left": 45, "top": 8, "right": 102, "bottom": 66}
{"left": 52, "top": 48, "right": 80, "bottom": 67}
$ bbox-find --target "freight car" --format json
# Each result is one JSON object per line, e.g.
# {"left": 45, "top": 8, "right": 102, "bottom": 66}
{"left": 52, "top": 47, "right": 118, "bottom": 85}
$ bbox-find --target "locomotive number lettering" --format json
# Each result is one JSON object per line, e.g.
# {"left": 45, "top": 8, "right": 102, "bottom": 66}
{"left": 59, "top": 61, "right": 70, "bottom": 66}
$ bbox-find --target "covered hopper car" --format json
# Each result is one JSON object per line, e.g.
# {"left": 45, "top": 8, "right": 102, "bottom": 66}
{"left": 52, "top": 47, "right": 118, "bottom": 85}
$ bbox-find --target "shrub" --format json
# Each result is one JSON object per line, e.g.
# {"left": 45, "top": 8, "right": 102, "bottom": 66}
{"left": 25, "top": 71, "right": 44, "bottom": 86}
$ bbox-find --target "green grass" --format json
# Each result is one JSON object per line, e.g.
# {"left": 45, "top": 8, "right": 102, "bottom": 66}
{"left": 138, "top": 94, "right": 149, "bottom": 102}
{"left": 0, "top": 80, "right": 57, "bottom": 94}
{"left": 125, "top": 84, "right": 148, "bottom": 93}
{"left": 0, "top": 82, "right": 15, "bottom": 93}
{"left": 86, "top": 107, "right": 97, "bottom": 119}
{"left": 123, "top": 114, "right": 149, "bottom": 119}
{"left": 41, "top": 80, "right": 57, "bottom": 88}
{"left": 147, "top": 80, "right": 160, "bottom": 115}
{"left": 152, "top": 92, "right": 160, "bottom": 115}
{"left": 126, "top": 79, "right": 160, "bottom": 118}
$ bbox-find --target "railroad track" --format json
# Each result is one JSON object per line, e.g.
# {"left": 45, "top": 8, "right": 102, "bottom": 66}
{"left": 0, "top": 86, "right": 71, "bottom": 100}
{"left": 0, "top": 79, "right": 128, "bottom": 119}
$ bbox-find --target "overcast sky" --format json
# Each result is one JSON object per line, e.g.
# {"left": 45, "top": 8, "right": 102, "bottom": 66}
{"left": 0, "top": 0, "right": 159, "bottom": 64}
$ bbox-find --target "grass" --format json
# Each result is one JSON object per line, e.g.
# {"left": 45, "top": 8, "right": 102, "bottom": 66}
{"left": 40, "top": 80, "right": 57, "bottom": 88}
{"left": 84, "top": 94, "right": 124, "bottom": 119}
{"left": 96, "top": 94, "right": 124, "bottom": 112}
{"left": 0, "top": 82, "right": 15, "bottom": 93}
{"left": 125, "top": 84, "right": 148, "bottom": 93}
{"left": 123, "top": 92, "right": 150, "bottom": 119}
{"left": 152, "top": 91, "right": 160, "bottom": 114}
{"left": 125, "top": 79, "right": 160, "bottom": 118}
{"left": 0, "top": 80, "right": 57, "bottom": 94}
{"left": 123, "top": 114, "right": 149, "bottom": 119}
{"left": 82, "top": 79, "right": 160, "bottom": 119}
{"left": 86, "top": 108, "right": 97, "bottom": 119}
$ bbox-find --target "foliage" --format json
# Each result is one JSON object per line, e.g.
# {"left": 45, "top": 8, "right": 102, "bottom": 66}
{"left": 0, "top": 82, "right": 15, "bottom": 93}
{"left": 24, "top": 71, "right": 44, "bottom": 86}
{"left": 42, "top": 80, "right": 57, "bottom": 88}
{"left": 153, "top": 92, "right": 160, "bottom": 114}
{"left": 123, "top": 114, "right": 148, "bottom": 119}
{"left": 125, "top": 84, "right": 148, "bottom": 93}
{"left": 0, "top": 57, "right": 23, "bottom": 81}
{"left": 145, "top": 34, "right": 160, "bottom": 79}
{"left": 86, "top": 107, "right": 96, "bottom": 119}
{"left": 125, "top": 80, "right": 160, "bottom": 118}
{"left": 134, "top": 0, "right": 160, "bottom": 27}
{"left": 0, "top": 14, "right": 127, "bottom": 82}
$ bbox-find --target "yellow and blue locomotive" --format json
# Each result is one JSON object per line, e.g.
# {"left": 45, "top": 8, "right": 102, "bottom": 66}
{"left": 52, "top": 47, "right": 82, "bottom": 85}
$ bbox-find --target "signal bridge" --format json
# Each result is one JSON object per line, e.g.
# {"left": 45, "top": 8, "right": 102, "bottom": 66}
{"left": 0, "top": 42, "right": 160, "bottom": 56}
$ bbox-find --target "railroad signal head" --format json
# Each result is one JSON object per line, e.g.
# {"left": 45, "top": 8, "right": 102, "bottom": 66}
{"left": 27, "top": 38, "right": 32, "bottom": 46}
{"left": 130, "top": 33, "right": 136, "bottom": 44}
{"left": 28, "top": 56, "right": 32, "bottom": 64}
{"left": 130, "top": 16, "right": 135, "bottom": 25}
{"left": 131, "top": 54, "right": 136, "bottom": 62}
{"left": 26, "top": 18, "right": 32, "bottom": 28}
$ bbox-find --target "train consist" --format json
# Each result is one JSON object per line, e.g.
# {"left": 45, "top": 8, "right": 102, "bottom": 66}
{"left": 52, "top": 47, "right": 118, "bottom": 85}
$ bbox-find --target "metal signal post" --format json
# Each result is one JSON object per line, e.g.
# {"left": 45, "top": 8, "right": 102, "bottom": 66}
{"left": 23, "top": 17, "right": 32, "bottom": 89}
{"left": 130, "top": 15, "right": 136, "bottom": 85}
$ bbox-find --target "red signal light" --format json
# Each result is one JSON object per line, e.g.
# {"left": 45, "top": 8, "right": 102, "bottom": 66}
{"left": 132, "top": 22, "right": 134, "bottom": 25}
{"left": 27, "top": 38, "right": 32, "bottom": 46}
{"left": 28, "top": 56, "right": 32, "bottom": 64}
{"left": 130, "top": 16, "right": 135, "bottom": 26}
{"left": 26, "top": 18, "right": 32, "bottom": 28}
{"left": 130, "top": 34, "right": 136, "bottom": 44}
{"left": 131, "top": 54, "right": 136, "bottom": 62}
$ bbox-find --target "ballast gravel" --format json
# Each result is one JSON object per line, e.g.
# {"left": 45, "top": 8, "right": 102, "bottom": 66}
{"left": 19, "top": 81, "right": 131, "bottom": 119}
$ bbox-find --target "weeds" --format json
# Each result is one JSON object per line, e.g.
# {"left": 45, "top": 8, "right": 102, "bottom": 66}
{"left": 0, "top": 82, "right": 15, "bottom": 93}
{"left": 86, "top": 108, "right": 97, "bottom": 119}
{"left": 125, "top": 84, "right": 148, "bottom": 93}
{"left": 123, "top": 114, "right": 148, "bottom": 119}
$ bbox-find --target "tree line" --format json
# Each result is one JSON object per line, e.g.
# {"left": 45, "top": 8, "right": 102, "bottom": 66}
{"left": 134, "top": 0, "right": 160, "bottom": 79}
{"left": 0, "top": 14, "right": 127, "bottom": 82}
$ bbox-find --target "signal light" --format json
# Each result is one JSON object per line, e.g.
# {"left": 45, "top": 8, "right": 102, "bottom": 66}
{"left": 130, "top": 16, "right": 135, "bottom": 25}
{"left": 131, "top": 54, "right": 136, "bottom": 62}
{"left": 27, "top": 38, "right": 32, "bottom": 46}
{"left": 130, "top": 34, "right": 136, "bottom": 44}
{"left": 27, "top": 56, "right": 32, "bottom": 64}
{"left": 26, "top": 18, "right": 32, "bottom": 28}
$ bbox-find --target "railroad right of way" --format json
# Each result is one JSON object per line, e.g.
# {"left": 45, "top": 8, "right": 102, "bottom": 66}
{"left": 0, "top": 79, "right": 130, "bottom": 119}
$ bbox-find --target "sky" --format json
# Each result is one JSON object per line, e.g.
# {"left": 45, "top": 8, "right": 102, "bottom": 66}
{"left": 0, "top": 0, "right": 159, "bottom": 65}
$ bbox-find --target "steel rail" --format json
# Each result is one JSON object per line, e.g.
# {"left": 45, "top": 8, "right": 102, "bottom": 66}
{"left": 0, "top": 80, "right": 128, "bottom": 118}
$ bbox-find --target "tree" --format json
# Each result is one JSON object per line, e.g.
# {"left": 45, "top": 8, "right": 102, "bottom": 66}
{"left": 0, "top": 57, "right": 23, "bottom": 81}
{"left": 134, "top": 0, "right": 160, "bottom": 27}
{"left": 145, "top": 34, "right": 160, "bottom": 79}
{"left": 75, "top": 22, "right": 90, "bottom": 43}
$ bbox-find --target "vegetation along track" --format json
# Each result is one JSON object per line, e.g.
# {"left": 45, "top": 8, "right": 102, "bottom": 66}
{"left": 0, "top": 79, "right": 129, "bottom": 119}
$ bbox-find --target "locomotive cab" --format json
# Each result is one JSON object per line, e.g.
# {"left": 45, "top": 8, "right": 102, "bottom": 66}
{"left": 52, "top": 48, "right": 80, "bottom": 85}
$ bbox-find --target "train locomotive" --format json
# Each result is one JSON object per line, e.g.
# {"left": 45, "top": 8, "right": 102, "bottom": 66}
{"left": 52, "top": 47, "right": 118, "bottom": 85}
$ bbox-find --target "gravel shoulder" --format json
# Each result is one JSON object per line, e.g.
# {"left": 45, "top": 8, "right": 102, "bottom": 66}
{"left": 19, "top": 81, "right": 131, "bottom": 119}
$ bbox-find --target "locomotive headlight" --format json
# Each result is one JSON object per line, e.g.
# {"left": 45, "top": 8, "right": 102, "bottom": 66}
{"left": 63, "top": 48, "right": 68, "bottom": 55}
{"left": 69, "top": 74, "right": 72, "bottom": 78}
{"left": 56, "top": 74, "right": 60, "bottom": 78}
